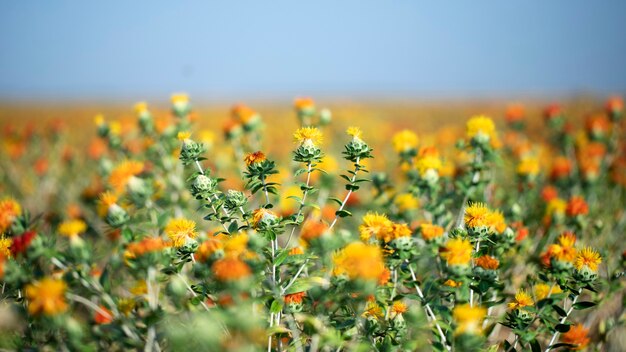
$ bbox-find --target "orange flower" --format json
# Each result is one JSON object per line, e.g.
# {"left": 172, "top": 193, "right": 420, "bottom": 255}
{"left": 108, "top": 160, "right": 144, "bottom": 192}
{"left": 0, "top": 197, "right": 21, "bottom": 233}
{"left": 294, "top": 97, "right": 315, "bottom": 111}
{"left": 284, "top": 291, "right": 306, "bottom": 305}
{"left": 125, "top": 237, "right": 169, "bottom": 260}
{"left": 94, "top": 306, "right": 114, "bottom": 324}
{"left": 391, "top": 301, "right": 408, "bottom": 314}
{"left": 333, "top": 242, "right": 386, "bottom": 281}
{"left": 505, "top": 103, "right": 525, "bottom": 124}
{"left": 195, "top": 237, "right": 225, "bottom": 262}
{"left": 25, "top": 278, "right": 68, "bottom": 316}
{"left": 560, "top": 324, "right": 590, "bottom": 350}
{"left": 440, "top": 238, "right": 473, "bottom": 266}
{"left": 544, "top": 103, "right": 562, "bottom": 121}
{"left": 420, "top": 223, "right": 444, "bottom": 241}
{"left": 475, "top": 255, "right": 499, "bottom": 270}
{"left": 244, "top": 151, "right": 266, "bottom": 166}
{"left": 566, "top": 196, "right": 588, "bottom": 217}
{"left": 541, "top": 185, "right": 559, "bottom": 202}
{"left": 359, "top": 212, "right": 392, "bottom": 242}
{"left": 231, "top": 104, "right": 259, "bottom": 125}
{"left": 212, "top": 257, "right": 251, "bottom": 281}
{"left": 606, "top": 96, "right": 623, "bottom": 114}
{"left": 585, "top": 114, "right": 611, "bottom": 135}
{"left": 299, "top": 219, "right": 328, "bottom": 243}
{"left": 550, "top": 157, "right": 572, "bottom": 180}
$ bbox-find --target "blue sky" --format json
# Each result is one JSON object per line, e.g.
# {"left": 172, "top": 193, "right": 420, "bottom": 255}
{"left": 1, "top": 1, "right": 625, "bottom": 101}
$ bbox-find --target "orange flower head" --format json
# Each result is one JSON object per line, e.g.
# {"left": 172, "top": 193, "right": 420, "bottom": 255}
{"left": 294, "top": 97, "right": 315, "bottom": 111}
{"left": 566, "top": 196, "right": 588, "bottom": 217}
{"left": 606, "top": 96, "right": 623, "bottom": 114}
{"left": 300, "top": 219, "right": 328, "bottom": 243}
{"left": 284, "top": 291, "right": 306, "bottom": 305}
{"left": 505, "top": 103, "right": 525, "bottom": 123}
{"left": 0, "top": 197, "right": 21, "bottom": 233}
{"left": 391, "top": 301, "right": 408, "bottom": 314}
{"left": 244, "top": 151, "right": 266, "bottom": 166}
{"left": 94, "top": 306, "right": 114, "bottom": 324}
{"left": 560, "top": 324, "right": 590, "bottom": 350}
{"left": 508, "top": 289, "right": 534, "bottom": 310}
{"left": 25, "top": 278, "right": 68, "bottom": 316}
{"left": 108, "top": 160, "right": 144, "bottom": 192}
{"left": 212, "top": 257, "right": 251, "bottom": 281}
{"left": 333, "top": 242, "right": 386, "bottom": 281}
{"left": 475, "top": 255, "right": 499, "bottom": 270}
{"left": 550, "top": 157, "right": 572, "bottom": 180}
{"left": 359, "top": 212, "right": 393, "bottom": 242}
{"left": 420, "top": 223, "right": 444, "bottom": 241}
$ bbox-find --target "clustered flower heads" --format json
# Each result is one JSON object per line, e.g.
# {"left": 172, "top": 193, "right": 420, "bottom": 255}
{"left": 0, "top": 96, "right": 622, "bottom": 351}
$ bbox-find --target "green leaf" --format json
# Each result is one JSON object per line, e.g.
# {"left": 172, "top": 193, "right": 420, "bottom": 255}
{"left": 530, "top": 339, "right": 541, "bottom": 352}
{"left": 274, "top": 250, "right": 289, "bottom": 267}
{"left": 335, "top": 209, "right": 352, "bottom": 218}
{"left": 573, "top": 301, "right": 596, "bottom": 310}
{"left": 555, "top": 324, "right": 571, "bottom": 333}
{"left": 552, "top": 304, "right": 567, "bottom": 317}
{"left": 270, "top": 300, "right": 283, "bottom": 314}
{"left": 227, "top": 221, "right": 238, "bottom": 234}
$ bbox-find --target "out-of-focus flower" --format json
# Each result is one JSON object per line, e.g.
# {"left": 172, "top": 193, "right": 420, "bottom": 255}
{"left": 420, "top": 223, "right": 444, "bottom": 241}
{"left": 566, "top": 196, "right": 588, "bottom": 217}
{"left": 466, "top": 115, "right": 496, "bottom": 144}
{"left": 560, "top": 324, "right": 590, "bottom": 350}
{"left": 534, "top": 283, "right": 562, "bottom": 301}
{"left": 550, "top": 156, "right": 572, "bottom": 180}
{"left": 505, "top": 104, "right": 525, "bottom": 124}
{"left": 108, "top": 160, "right": 144, "bottom": 193}
{"left": 164, "top": 218, "right": 198, "bottom": 247}
{"left": 392, "top": 130, "right": 419, "bottom": 153}
{"left": 333, "top": 242, "right": 386, "bottom": 281}
{"left": 0, "top": 236, "right": 12, "bottom": 257}
{"left": 25, "top": 277, "right": 68, "bottom": 316}
{"left": 453, "top": 304, "right": 486, "bottom": 335}
{"left": 0, "top": 197, "right": 21, "bottom": 233}
{"left": 475, "top": 255, "right": 499, "bottom": 270}
{"left": 94, "top": 306, "right": 114, "bottom": 324}
{"left": 212, "top": 257, "right": 251, "bottom": 281}
{"left": 440, "top": 238, "right": 472, "bottom": 266}
{"left": 394, "top": 193, "right": 419, "bottom": 212}
{"left": 58, "top": 219, "right": 87, "bottom": 238}
{"left": 244, "top": 151, "right": 266, "bottom": 166}
{"left": 293, "top": 127, "right": 323, "bottom": 147}
{"left": 10, "top": 230, "right": 37, "bottom": 256}
{"left": 299, "top": 218, "right": 328, "bottom": 244}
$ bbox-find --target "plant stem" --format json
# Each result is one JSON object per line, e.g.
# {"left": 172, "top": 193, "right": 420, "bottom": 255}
{"left": 544, "top": 289, "right": 581, "bottom": 352}
{"left": 329, "top": 157, "right": 360, "bottom": 231}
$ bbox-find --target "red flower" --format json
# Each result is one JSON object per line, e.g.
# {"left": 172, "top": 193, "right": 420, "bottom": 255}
{"left": 10, "top": 231, "right": 37, "bottom": 256}
{"left": 566, "top": 196, "right": 589, "bottom": 217}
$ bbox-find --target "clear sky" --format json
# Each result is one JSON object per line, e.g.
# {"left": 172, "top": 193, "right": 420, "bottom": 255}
{"left": 1, "top": 1, "right": 625, "bottom": 102}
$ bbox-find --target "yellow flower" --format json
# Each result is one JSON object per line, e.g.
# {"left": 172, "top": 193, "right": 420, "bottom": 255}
{"left": 415, "top": 154, "right": 442, "bottom": 176}
{"left": 486, "top": 210, "right": 507, "bottom": 234}
{"left": 130, "top": 280, "right": 147, "bottom": 295}
{"left": 94, "top": 114, "right": 105, "bottom": 126}
{"left": 389, "top": 223, "right": 412, "bottom": 242}
{"left": 171, "top": 93, "right": 189, "bottom": 105}
{"left": 333, "top": 242, "right": 386, "bottom": 281}
{"left": 244, "top": 151, "right": 266, "bottom": 166}
{"left": 134, "top": 101, "right": 149, "bottom": 115}
{"left": 391, "top": 130, "right": 419, "bottom": 153}
{"left": 546, "top": 198, "right": 567, "bottom": 217}
{"left": 508, "top": 290, "right": 534, "bottom": 310}
{"left": 444, "top": 279, "right": 463, "bottom": 287}
{"left": 25, "top": 277, "right": 68, "bottom": 316}
{"left": 346, "top": 126, "right": 362, "bottom": 139}
{"left": 362, "top": 300, "right": 384, "bottom": 319}
{"left": 0, "top": 197, "right": 21, "bottom": 233}
{"left": 251, "top": 208, "right": 278, "bottom": 229}
{"left": 0, "top": 236, "right": 12, "bottom": 257}
{"left": 464, "top": 203, "right": 490, "bottom": 228}
{"left": 58, "top": 219, "right": 87, "bottom": 238}
{"left": 574, "top": 247, "right": 602, "bottom": 272}
{"left": 440, "top": 238, "right": 473, "bottom": 266}
{"left": 517, "top": 157, "right": 540, "bottom": 177}
{"left": 466, "top": 115, "right": 496, "bottom": 140}
{"left": 453, "top": 304, "right": 486, "bottom": 335}
{"left": 177, "top": 131, "right": 191, "bottom": 141}
{"left": 164, "top": 218, "right": 198, "bottom": 247}
{"left": 359, "top": 212, "right": 393, "bottom": 242}
{"left": 293, "top": 127, "right": 323, "bottom": 146}
{"left": 394, "top": 193, "right": 419, "bottom": 212}
{"left": 534, "top": 283, "right": 562, "bottom": 301}
{"left": 223, "top": 232, "right": 249, "bottom": 258}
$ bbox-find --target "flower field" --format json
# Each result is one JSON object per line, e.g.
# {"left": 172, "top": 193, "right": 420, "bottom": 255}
{"left": 0, "top": 96, "right": 624, "bottom": 351}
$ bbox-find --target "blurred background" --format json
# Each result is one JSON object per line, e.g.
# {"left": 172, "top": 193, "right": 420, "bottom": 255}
{"left": 1, "top": 0, "right": 625, "bottom": 148}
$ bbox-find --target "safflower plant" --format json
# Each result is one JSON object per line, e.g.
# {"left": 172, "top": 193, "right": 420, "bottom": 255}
{"left": 0, "top": 95, "right": 624, "bottom": 352}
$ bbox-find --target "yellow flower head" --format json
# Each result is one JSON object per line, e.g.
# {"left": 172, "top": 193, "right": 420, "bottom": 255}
{"left": 517, "top": 157, "right": 540, "bottom": 177}
{"left": 362, "top": 300, "right": 384, "bottom": 320}
{"left": 333, "top": 242, "right": 386, "bottom": 281}
{"left": 466, "top": 115, "right": 496, "bottom": 140}
{"left": 0, "top": 197, "right": 22, "bottom": 233}
{"left": 475, "top": 255, "right": 499, "bottom": 270}
{"left": 534, "top": 283, "right": 563, "bottom": 301}
{"left": 58, "top": 219, "right": 87, "bottom": 238}
{"left": 444, "top": 279, "right": 463, "bottom": 288}
{"left": 464, "top": 203, "right": 490, "bottom": 228}
{"left": 359, "top": 212, "right": 393, "bottom": 242}
{"left": 508, "top": 289, "right": 534, "bottom": 310}
{"left": 171, "top": 93, "right": 189, "bottom": 105}
{"left": 486, "top": 210, "right": 507, "bottom": 234}
{"left": 223, "top": 232, "right": 249, "bottom": 258}
{"left": 244, "top": 151, "right": 267, "bottom": 166}
{"left": 251, "top": 208, "right": 278, "bottom": 228}
{"left": 165, "top": 218, "right": 198, "bottom": 247}
{"left": 389, "top": 223, "right": 412, "bottom": 242}
{"left": 94, "top": 114, "right": 105, "bottom": 126}
{"left": 415, "top": 154, "right": 442, "bottom": 176}
{"left": 177, "top": 131, "right": 192, "bottom": 141}
{"left": 440, "top": 238, "right": 473, "bottom": 266}
{"left": 574, "top": 247, "right": 602, "bottom": 272}
{"left": 394, "top": 193, "right": 419, "bottom": 212}
{"left": 420, "top": 223, "right": 444, "bottom": 241}
{"left": 108, "top": 160, "right": 144, "bottom": 192}
{"left": 346, "top": 126, "right": 362, "bottom": 139}
{"left": 391, "top": 130, "right": 419, "bottom": 153}
{"left": 293, "top": 127, "right": 323, "bottom": 146}
{"left": 546, "top": 198, "right": 567, "bottom": 217}
{"left": 134, "top": 101, "right": 149, "bottom": 115}
{"left": 453, "top": 304, "right": 487, "bottom": 335}
{"left": 0, "top": 236, "right": 12, "bottom": 257}
{"left": 25, "top": 277, "right": 68, "bottom": 316}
